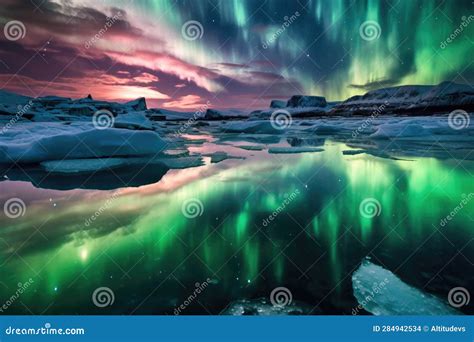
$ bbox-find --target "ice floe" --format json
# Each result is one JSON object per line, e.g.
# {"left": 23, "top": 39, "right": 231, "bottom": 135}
{"left": 268, "top": 147, "right": 324, "bottom": 154}
{"left": 222, "top": 298, "right": 312, "bottom": 315}
{"left": 352, "top": 259, "right": 459, "bottom": 315}
{"left": 0, "top": 123, "right": 167, "bottom": 164}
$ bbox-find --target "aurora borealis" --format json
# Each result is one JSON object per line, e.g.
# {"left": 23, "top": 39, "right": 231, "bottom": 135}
{"left": 1, "top": 140, "right": 473, "bottom": 314}
{"left": 0, "top": 0, "right": 473, "bottom": 110}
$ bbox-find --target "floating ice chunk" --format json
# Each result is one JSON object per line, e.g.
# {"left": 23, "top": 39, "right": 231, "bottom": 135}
{"left": 203, "top": 151, "right": 243, "bottom": 163}
{"left": 41, "top": 158, "right": 130, "bottom": 173}
{"left": 342, "top": 150, "right": 365, "bottom": 155}
{"left": 286, "top": 95, "right": 327, "bottom": 108}
{"left": 287, "top": 137, "right": 325, "bottom": 147}
{"left": 370, "top": 123, "right": 429, "bottom": 139}
{"left": 222, "top": 298, "right": 312, "bottom": 315}
{"left": 268, "top": 147, "right": 324, "bottom": 154}
{"left": 159, "top": 156, "right": 204, "bottom": 169}
{"left": 269, "top": 100, "right": 286, "bottom": 108}
{"left": 204, "top": 109, "right": 248, "bottom": 120}
{"left": 237, "top": 145, "right": 265, "bottom": 151}
{"left": 114, "top": 112, "right": 153, "bottom": 130}
{"left": 352, "top": 259, "right": 459, "bottom": 315}
{"left": 0, "top": 125, "right": 167, "bottom": 164}
{"left": 41, "top": 156, "right": 203, "bottom": 174}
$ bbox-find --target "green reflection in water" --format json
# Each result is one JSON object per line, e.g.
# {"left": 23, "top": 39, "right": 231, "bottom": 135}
{"left": 0, "top": 141, "right": 472, "bottom": 314}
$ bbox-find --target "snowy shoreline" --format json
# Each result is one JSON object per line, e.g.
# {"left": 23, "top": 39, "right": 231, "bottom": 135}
{"left": 0, "top": 81, "right": 472, "bottom": 188}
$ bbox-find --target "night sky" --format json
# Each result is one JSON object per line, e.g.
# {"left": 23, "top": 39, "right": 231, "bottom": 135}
{"left": 0, "top": 0, "right": 473, "bottom": 110}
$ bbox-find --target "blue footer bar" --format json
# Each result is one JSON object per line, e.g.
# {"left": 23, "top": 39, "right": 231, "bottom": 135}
{"left": 0, "top": 316, "right": 472, "bottom": 341}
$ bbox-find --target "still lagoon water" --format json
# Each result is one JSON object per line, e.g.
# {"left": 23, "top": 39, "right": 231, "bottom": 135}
{"left": 0, "top": 138, "right": 473, "bottom": 314}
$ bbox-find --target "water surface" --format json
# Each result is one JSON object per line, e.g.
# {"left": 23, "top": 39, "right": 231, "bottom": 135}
{"left": 0, "top": 139, "right": 473, "bottom": 314}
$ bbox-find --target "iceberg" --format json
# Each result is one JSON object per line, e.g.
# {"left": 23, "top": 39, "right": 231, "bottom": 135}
{"left": 114, "top": 112, "right": 153, "bottom": 130}
{"left": 370, "top": 123, "right": 429, "bottom": 139}
{"left": 0, "top": 123, "right": 167, "bottom": 164}
{"left": 269, "top": 100, "right": 286, "bottom": 109}
{"left": 286, "top": 95, "right": 327, "bottom": 108}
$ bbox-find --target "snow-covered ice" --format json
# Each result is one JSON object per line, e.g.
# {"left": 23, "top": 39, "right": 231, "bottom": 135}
{"left": 0, "top": 123, "right": 167, "bottom": 164}
{"left": 352, "top": 259, "right": 459, "bottom": 315}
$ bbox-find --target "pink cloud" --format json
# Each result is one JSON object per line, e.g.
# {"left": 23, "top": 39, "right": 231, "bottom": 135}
{"left": 133, "top": 72, "right": 159, "bottom": 84}
{"left": 163, "top": 95, "right": 209, "bottom": 109}
{"left": 106, "top": 50, "right": 223, "bottom": 93}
